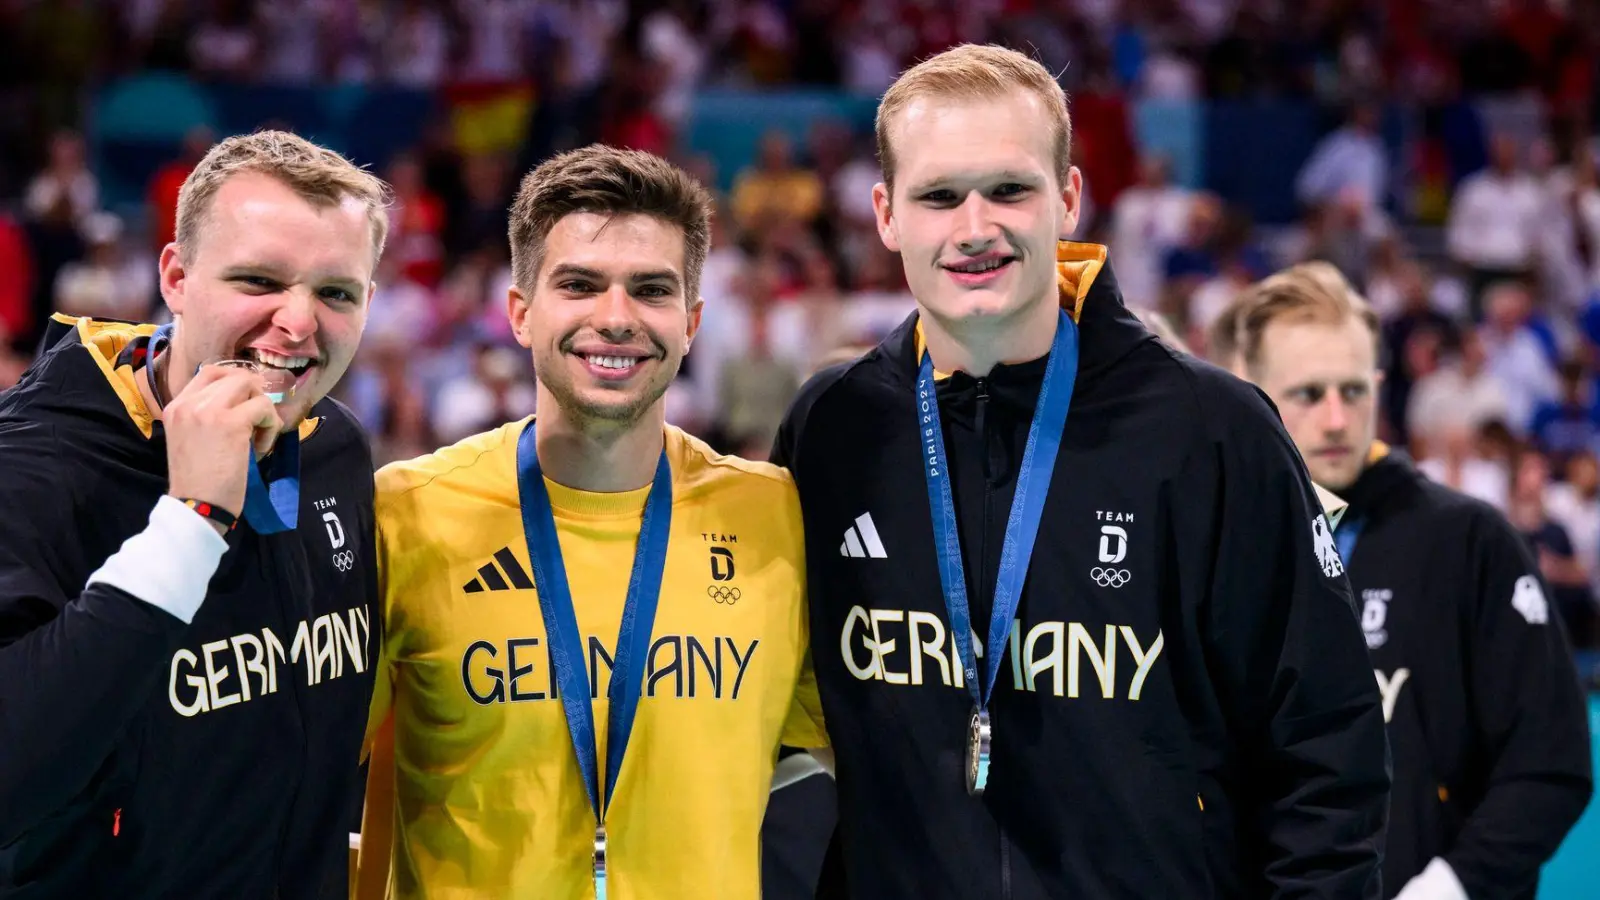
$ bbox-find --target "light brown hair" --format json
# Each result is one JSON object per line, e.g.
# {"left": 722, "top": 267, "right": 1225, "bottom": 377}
{"left": 1229, "top": 261, "right": 1381, "bottom": 374}
{"left": 508, "top": 145, "right": 714, "bottom": 302}
{"left": 175, "top": 130, "right": 392, "bottom": 267}
{"left": 876, "top": 43, "right": 1071, "bottom": 192}
{"left": 1133, "top": 308, "right": 1191, "bottom": 354}
{"left": 1205, "top": 300, "right": 1247, "bottom": 372}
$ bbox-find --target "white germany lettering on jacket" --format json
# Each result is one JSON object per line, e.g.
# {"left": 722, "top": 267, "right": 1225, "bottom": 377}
{"left": 168, "top": 605, "right": 371, "bottom": 717}
{"left": 1374, "top": 668, "right": 1409, "bottom": 724}
{"left": 840, "top": 606, "right": 1165, "bottom": 700}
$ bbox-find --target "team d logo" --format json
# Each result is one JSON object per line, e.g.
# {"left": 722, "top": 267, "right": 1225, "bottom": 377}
{"left": 709, "top": 547, "right": 735, "bottom": 582}
{"left": 322, "top": 510, "right": 353, "bottom": 572}
{"left": 1360, "top": 589, "right": 1391, "bottom": 649}
{"left": 1093, "top": 525, "right": 1131, "bottom": 588}
{"left": 1097, "top": 525, "right": 1127, "bottom": 564}
{"left": 1312, "top": 514, "right": 1343, "bottom": 578}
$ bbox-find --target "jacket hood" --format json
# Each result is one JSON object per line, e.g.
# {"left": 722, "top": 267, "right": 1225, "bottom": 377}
{"left": 39, "top": 312, "right": 162, "bottom": 438}
{"left": 1334, "top": 441, "right": 1420, "bottom": 523}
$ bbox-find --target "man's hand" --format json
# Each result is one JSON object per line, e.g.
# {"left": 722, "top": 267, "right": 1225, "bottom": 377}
{"left": 164, "top": 363, "right": 282, "bottom": 528}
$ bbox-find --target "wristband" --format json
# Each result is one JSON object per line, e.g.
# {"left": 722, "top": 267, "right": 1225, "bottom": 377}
{"left": 177, "top": 498, "right": 239, "bottom": 532}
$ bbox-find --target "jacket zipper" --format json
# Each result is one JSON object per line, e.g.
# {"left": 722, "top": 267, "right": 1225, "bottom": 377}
{"left": 975, "top": 380, "right": 1012, "bottom": 898}
{"left": 976, "top": 378, "right": 994, "bottom": 628}
{"left": 1000, "top": 829, "right": 1013, "bottom": 899}
{"left": 975, "top": 380, "right": 990, "bottom": 482}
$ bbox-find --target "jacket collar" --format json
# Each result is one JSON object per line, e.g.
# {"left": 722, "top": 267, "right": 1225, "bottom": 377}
{"left": 1334, "top": 441, "right": 1419, "bottom": 521}
{"left": 38, "top": 312, "right": 322, "bottom": 443}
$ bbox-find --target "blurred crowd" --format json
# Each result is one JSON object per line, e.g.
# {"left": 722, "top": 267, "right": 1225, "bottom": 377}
{"left": 2, "top": 0, "right": 1600, "bottom": 648}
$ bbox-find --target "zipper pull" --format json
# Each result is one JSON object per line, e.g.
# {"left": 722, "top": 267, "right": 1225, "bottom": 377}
{"left": 974, "top": 379, "right": 992, "bottom": 481}
{"left": 974, "top": 378, "right": 989, "bottom": 435}
{"left": 112, "top": 808, "right": 122, "bottom": 836}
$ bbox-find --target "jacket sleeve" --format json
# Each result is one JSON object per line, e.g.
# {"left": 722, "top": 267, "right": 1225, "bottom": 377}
{"left": 1439, "top": 511, "right": 1593, "bottom": 897}
{"left": 1205, "top": 387, "right": 1392, "bottom": 898}
{"left": 0, "top": 419, "right": 216, "bottom": 846}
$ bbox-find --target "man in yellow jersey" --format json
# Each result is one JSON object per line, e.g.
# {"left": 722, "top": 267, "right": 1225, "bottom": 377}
{"left": 355, "top": 145, "right": 828, "bottom": 899}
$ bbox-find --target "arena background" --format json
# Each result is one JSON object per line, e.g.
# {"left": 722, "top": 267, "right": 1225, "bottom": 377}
{"left": 0, "top": 0, "right": 1596, "bottom": 895}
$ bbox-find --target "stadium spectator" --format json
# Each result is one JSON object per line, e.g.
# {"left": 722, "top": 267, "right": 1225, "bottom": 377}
{"left": 1447, "top": 134, "right": 1544, "bottom": 314}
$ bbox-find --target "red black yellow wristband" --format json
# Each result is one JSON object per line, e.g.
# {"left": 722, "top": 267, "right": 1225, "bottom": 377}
{"left": 176, "top": 498, "right": 239, "bottom": 532}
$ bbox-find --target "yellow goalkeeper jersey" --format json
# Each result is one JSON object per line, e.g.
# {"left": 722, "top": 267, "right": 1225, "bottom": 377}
{"left": 356, "top": 419, "right": 827, "bottom": 900}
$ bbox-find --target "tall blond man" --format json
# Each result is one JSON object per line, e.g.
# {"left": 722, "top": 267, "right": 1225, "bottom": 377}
{"left": 1227, "top": 263, "right": 1591, "bottom": 900}
{"left": 357, "top": 145, "right": 826, "bottom": 899}
{"left": 769, "top": 44, "right": 1390, "bottom": 898}
{"left": 0, "top": 130, "right": 390, "bottom": 897}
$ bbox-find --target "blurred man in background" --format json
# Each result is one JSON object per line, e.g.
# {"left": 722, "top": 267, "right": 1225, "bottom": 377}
{"left": 1225, "top": 262, "right": 1593, "bottom": 900}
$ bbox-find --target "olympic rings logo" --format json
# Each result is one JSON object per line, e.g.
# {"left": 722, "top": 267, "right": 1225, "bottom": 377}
{"left": 707, "top": 585, "right": 742, "bottom": 604}
{"left": 332, "top": 551, "right": 355, "bottom": 573}
{"left": 1090, "top": 567, "right": 1130, "bottom": 588}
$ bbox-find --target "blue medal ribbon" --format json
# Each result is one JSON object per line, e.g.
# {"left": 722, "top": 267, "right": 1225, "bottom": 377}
{"left": 242, "top": 433, "right": 300, "bottom": 534}
{"left": 917, "top": 308, "right": 1079, "bottom": 794}
{"left": 1335, "top": 516, "right": 1364, "bottom": 567}
{"left": 516, "top": 420, "right": 673, "bottom": 899}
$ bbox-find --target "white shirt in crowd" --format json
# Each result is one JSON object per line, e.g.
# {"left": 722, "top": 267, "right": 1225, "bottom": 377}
{"left": 1447, "top": 170, "right": 1543, "bottom": 270}
{"left": 1296, "top": 127, "right": 1387, "bottom": 214}
{"left": 1545, "top": 482, "right": 1600, "bottom": 598}
{"left": 1109, "top": 185, "right": 1193, "bottom": 309}
{"left": 1408, "top": 364, "right": 1513, "bottom": 441}
{"left": 1481, "top": 327, "right": 1560, "bottom": 433}
{"left": 1418, "top": 455, "right": 1510, "bottom": 511}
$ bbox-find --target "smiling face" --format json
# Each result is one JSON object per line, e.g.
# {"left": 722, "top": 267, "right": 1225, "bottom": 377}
{"left": 509, "top": 211, "right": 701, "bottom": 428}
{"left": 161, "top": 171, "right": 377, "bottom": 429}
{"left": 873, "top": 89, "right": 1080, "bottom": 340}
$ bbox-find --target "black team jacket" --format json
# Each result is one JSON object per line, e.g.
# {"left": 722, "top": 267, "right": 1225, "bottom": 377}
{"left": 769, "top": 243, "right": 1392, "bottom": 899}
{"left": 1336, "top": 447, "right": 1591, "bottom": 900}
{"left": 0, "top": 316, "right": 378, "bottom": 898}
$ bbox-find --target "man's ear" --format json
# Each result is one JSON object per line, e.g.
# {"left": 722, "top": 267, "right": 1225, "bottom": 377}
{"left": 685, "top": 295, "right": 704, "bottom": 352}
{"left": 873, "top": 182, "right": 900, "bottom": 253}
{"left": 1058, "top": 167, "right": 1084, "bottom": 239}
{"left": 158, "top": 243, "right": 188, "bottom": 316}
{"left": 508, "top": 285, "right": 533, "bottom": 349}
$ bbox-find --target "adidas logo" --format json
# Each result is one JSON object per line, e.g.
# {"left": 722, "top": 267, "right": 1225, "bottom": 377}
{"left": 463, "top": 547, "right": 534, "bottom": 593}
{"left": 840, "top": 513, "right": 887, "bottom": 559}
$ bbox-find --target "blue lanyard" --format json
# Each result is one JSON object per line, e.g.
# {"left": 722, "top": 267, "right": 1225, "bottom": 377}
{"left": 150, "top": 323, "right": 300, "bottom": 534}
{"left": 242, "top": 432, "right": 300, "bottom": 533}
{"left": 917, "top": 308, "right": 1079, "bottom": 717}
{"left": 1335, "top": 515, "right": 1364, "bottom": 567}
{"left": 515, "top": 420, "right": 672, "bottom": 898}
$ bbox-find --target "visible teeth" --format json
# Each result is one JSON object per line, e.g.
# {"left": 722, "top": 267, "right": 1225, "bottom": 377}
{"left": 246, "top": 349, "right": 312, "bottom": 371}
{"left": 955, "top": 258, "right": 1006, "bottom": 273}
{"left": 587, "top": 355, "right": 637, "bottom": 370}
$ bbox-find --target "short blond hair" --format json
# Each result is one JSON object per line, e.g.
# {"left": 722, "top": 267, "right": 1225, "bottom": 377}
{"left": 175, "top": 130, "right": 392, "bottom": 268}
{"left": 1228, "top": 262, "right": 1381, "bottom": 374}
{"left": 876, "top": 44, "right": 1071, "bottom": 191}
